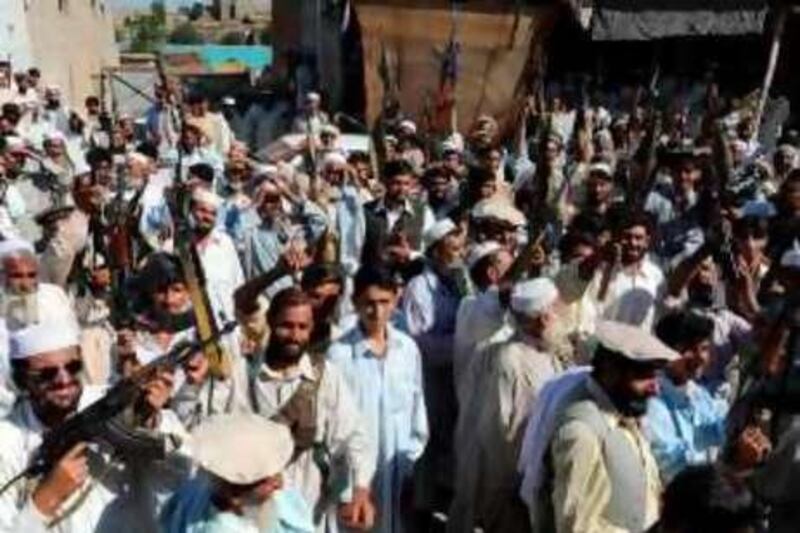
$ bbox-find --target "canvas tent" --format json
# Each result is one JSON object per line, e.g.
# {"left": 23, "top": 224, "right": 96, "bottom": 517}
{"left": 565, "top": 0, "right": 770, "bottom": 41}
{"left": 353, "top": 0, "right": 560, "bottom": 131}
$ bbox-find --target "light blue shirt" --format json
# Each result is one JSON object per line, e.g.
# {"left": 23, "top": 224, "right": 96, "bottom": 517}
{"left": 326, "top": 324, "right": 428, "bottom": 533}
{"left": 160, "top": 475, "right": 315, "bottom": 533}
{"left": 643, "top": 376, "right": 728, "bottom": 482}
{"left": 240, "top": 201, "right": 328, "bottom": 295}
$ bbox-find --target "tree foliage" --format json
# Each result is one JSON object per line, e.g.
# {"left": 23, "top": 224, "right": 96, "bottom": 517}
{"left": 219, "top": 31, "right": 245, "bottom": 46}
{"left": 188, "top": 2, "right": 205, "bottom": 21}
{"left": 125, "top": 7, "right": 167, "bottom": 53}
{"left": 168, "top": 22, "right": 204, "bottom": 45}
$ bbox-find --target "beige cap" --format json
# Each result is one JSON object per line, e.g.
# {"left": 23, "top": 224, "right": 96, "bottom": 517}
{"left": 423, "top": 218, "right": 458, "bottom": 250}
{"left": 471, "top": 199, "right": 526, "bottom": 227}
{"left": 192, "top": 414, "right": 295, "bottom": 485}
{"left": 191, "top": 187, "right": 221, "bottom": 209}
{"left": 594, "top": 320, "right": 679, "bottom": 363}
{"left": 511, "top": 278, "right": 559, "bottom": 317}
{"left": 466, "top": 241, "right": 502, "bottom": 270}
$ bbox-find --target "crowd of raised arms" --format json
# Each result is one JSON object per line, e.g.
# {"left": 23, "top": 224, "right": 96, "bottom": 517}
{"left": 0, "top": 63, "right": 798, "bottom": 533}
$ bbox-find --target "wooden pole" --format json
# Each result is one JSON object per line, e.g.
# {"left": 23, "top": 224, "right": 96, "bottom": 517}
{"left": 753, "top": 3, "right": 788, "bottom": 141}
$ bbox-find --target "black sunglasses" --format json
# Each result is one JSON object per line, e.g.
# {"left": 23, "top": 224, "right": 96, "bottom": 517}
{"left": 28, "top": 360, "right": 83, "bottom": 383}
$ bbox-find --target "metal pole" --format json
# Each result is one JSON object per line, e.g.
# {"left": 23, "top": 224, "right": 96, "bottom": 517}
{"left": 754, "top": 3, "right": 788, "bottom": 141}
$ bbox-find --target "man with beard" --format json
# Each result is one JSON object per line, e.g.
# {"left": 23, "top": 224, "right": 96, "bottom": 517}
{"left": 41, "top": 85, "right": 70, "bottom": 135}
{"left": 643, "top": 311, "right": 727, "bottom": 482}
{"left": 0, "top": 239, "right": 74, "bottom": 330}
{"left": 453, "top": 240, "right": 514, "bottom": 404}
{"left": 568, "top": 211, "right": 665, "bottom": 330}
{"left": 532, "top": 320, "right": 678, "bottom": 533}
{"left": 189, "top": 188, "right": 245, "bottom": 322}
{"left": 450, "top": 278, "right": 563, "bottom": 533}
{"left": 248, "top": 288, "right": 376, "bottom": 532}
{"left": 422, "top": 164, "right": 459, "bottom": 221}
{"left": 0, "top": 240, "right": 75, "bottom": 411}
{"left": 402, "top": 218, "right": 466, "bottom": 523}
{"left": 0, "top": 320, "right": 186, "bottom": 532}
{"left": 161, "top": 415, "right": 314, "bottom": 533}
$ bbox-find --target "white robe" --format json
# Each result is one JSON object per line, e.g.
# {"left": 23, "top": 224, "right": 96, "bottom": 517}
{"left": 0, "top": 387, "right": 190, "bottom": 533}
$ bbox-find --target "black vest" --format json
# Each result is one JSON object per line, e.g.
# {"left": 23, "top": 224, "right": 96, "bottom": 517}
{"left": 361, "top": 198, "right": 426, "bottom": 265}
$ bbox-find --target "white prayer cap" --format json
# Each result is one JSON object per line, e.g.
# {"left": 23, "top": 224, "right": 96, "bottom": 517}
{"left": 306, "top": 91, "right": 321, "bottom": 103}
{"left": 322, "top": 151, "right": 347, "bottom": 169}
{"left": 10, "top": 321, "right": 80, "bottom": 360}
{"left": 510, "top": 278, "right": 558, "bottom": 317}
{"left": 441, "top": 133, "right": 464, "bottom": 155}
{"left": 781, "top": 240, "right": 800, "bottom": 269}
{"left": 588, "top": 161, "right": 614, "bottom": 179}
{"left": 191, "top": 187, "right": 221, "bottom": 209}
{"left": 221, "top": 96, "right": 236, "bottom": 106}
{"left": 593, "top": 320, "right": 679, "bottom": 363}
{"left": 192, "top": 414, "right": 294, "bottom": 485}
{"left": 320, "top": 124, "right": 340, "bottom": 137}
{"left": 424, "top": 218, "right": 458, "bottom": 250}
{"left": 472, "top": 199, "right": 526, "bottom": 227}
{"left": 466, "top": 241, "right": 503, "bottom": 271}
{"left": 44, "top": 131, "right": 65, "bottom": 144}
{"left": 0, "top": 238, "right": 35, "bottom": 261}
{"left": 399, "top": 120, "right": 417, "bottom": 135}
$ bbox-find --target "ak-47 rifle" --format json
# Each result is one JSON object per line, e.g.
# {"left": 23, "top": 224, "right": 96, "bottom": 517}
{"left": 597, "top": 86, "right": 662, "bottom": 303}
{"left": 504, "top": 107, "right": 552, "bottom": 286}
{"left": 705, "top": 119, "right": 737, "bottom": 282}
{"left": 158, "top": 57, "right": 230, "bottom": 380}
{"left": 0, "top": 323, "right": 237, "bottom": 496}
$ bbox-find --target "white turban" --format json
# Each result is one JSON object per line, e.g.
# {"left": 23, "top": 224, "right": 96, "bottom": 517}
{"left": 399, "top": 120, "right": 417, "bottom": 135}
{"left": 191, "top": 187, "right": 221, "bottom": 209}
{"left": 424, "top": 218, "right": 458, "bottom": 250}
{"left": 322, "top": 152, "right": 347, "bottom": 169}
{"left": 0, "top": 239, "right": 35, "bottom": 262}
{"left": 466, "top": 241, "right": 502, "bottom": 271}
{"left": 10, "top": 321, "right": 80, "bottom": 360}
{"left": 511, "top": 278, "right": 558, "bottom": 318}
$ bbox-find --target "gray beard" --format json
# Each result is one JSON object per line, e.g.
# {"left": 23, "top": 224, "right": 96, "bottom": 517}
{"left": 1, "top": 291, "right": 39, "bottom": 329}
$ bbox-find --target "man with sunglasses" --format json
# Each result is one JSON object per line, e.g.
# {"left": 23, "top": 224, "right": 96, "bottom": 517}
{"left": 0, "top": 320, "right": 187, "bottom": 531}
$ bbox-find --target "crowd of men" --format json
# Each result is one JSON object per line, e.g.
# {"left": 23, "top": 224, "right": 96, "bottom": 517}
{"left": 0, "top": 60, "right": 798, "bottom": 533}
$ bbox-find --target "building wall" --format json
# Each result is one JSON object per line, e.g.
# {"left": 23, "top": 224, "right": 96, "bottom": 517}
{"left": 24, "top": 0, "right": 119, "bottom": 106}
{"left": 215, "top": 0, "right": 268, "bottom": 22}
{"left": 0, "top": 0, "right": 35, "bottom": 68}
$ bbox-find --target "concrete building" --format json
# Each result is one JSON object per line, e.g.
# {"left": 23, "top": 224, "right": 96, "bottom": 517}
{"left": 0, "top": 0, "right": 119, "bottom": 106}
{"left": 214, "top": 0, "right": 270, "bottom": 22}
